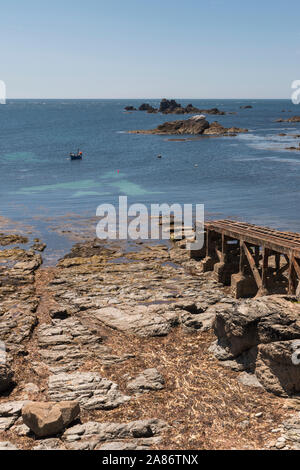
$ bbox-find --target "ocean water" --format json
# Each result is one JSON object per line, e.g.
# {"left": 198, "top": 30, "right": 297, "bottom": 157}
{"left": 1, "top": 99, "right": 300, "bottom": 258}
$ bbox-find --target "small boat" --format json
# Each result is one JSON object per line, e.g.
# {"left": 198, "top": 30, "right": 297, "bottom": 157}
{"left": 157, "top": 154, "right": 162, "bottom": 159}
{"left": 70, "top": 149, "right": 83, "bottom": 160}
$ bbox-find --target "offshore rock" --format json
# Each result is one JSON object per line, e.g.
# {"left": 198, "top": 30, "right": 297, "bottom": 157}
{"left": 130, "top": 116, "right": 247, "bottom": 136}
{"left": 137, "top": 99, "right": 225, "bottom": 115}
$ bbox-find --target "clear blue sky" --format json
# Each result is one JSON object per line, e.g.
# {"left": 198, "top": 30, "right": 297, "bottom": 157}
{"left": 1, "top": 0, "right": 300, "bottom": 99}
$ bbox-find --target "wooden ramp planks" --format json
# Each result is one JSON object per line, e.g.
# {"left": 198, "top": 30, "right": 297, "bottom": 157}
{"left": 199, "top": 220, "right": 300, "bottom": 297}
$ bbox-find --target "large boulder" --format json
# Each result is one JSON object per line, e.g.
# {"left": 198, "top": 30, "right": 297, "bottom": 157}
{"left": 213, "top": 296, "right": 300, "bottom": 358}
{"left": 255, "top": 341, "right": 300, "bottom": 396}
{"left": 212, "top": 296, "right": 300, "bottom": 396}
{"left": 22, "top": 401, "right": 80, "bottom": 437}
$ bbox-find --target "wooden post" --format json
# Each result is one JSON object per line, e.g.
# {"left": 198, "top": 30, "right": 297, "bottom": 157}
{"left": 261, "top": 247, "right": 270, "bottom": 291}
{"left": 239, "top": 239, "right": 245, "bottom": 274}
{"left": 206, "top": 229, "right": 210, "bottom": 257}
{"left": 254, "top": 246, "right": 260, "bottom": 268}
{"left": 221, "top": 233, "right": 228, "bottom": 262}
{"left": 288, "top": 253, "right": 297, "bottom": 295}
{"left": 242, "top": 242, "right": 262, "bottom": 289}
{"left": 275, "top": 253, "right": 281, "bottom": 273}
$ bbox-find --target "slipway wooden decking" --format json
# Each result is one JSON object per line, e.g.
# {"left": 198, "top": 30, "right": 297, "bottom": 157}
{"left": 191, "top": 219, "right": 300, "bottom": 298}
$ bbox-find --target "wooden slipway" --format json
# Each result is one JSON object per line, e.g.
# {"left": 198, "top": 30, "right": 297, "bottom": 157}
{"left": 191, "top": 219, "right": 300, "bottom": 298}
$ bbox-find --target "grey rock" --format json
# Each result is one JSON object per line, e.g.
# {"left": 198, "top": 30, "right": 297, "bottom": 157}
{"left": 0, "top": 417, "right": 16, "bottom": 431}
{"left": 63, "top": 419, "right": 168, "bottom": 450}
{"left": 213, "top": 296, "right": 300, "bottom": 359}
{"left": 212, "top": 295, "right": 300, "bottom": 396}
{"left": 37, "top": 318, "right": 124, "bottom": 372}
{"left": 0, "top": 441, "right": 19, "bottom": 450}
{"left": 96, "top": 441, "right": 145, "bottom": 450}
{"left": 238, "top": 419, "right": 250, "bottom": 430}
{"left": 0, "top": 300, "right": 38, "bottom": 355}
{"left": 238, "top": 372, "right": 263, "bottom": 389}
{"left": 33, "top": 438, "right": 66, "bottom": 450}
{"left": 23, "top": 383, "right": 39, "bottom": 394}
{"left": 0, "top": 401, "right": 27, "bottom": 430}
{"left": 93, "top": 305, "right": 179, "bottom": 337}
{"left": 127, "top": 369, "right": 165, "bottom": 393}
{"left": 48, "top": 372, "right": 130, "bottom": 410}
{"left": 14, "top": 423, "right": 31, "bottom": 436}
{"left": 0, "top": 400, "right": 26, "bottom": 417}
{"left": 22, "top": 401, "right": 80, "bottom": 437}
{"left": 255, "top": 341, "right": 300, "bottom": 396}
{"left": 279, "top": 413, "right": 300, "bottom": 447}
{"left": 96, "top": 439, "right": 159, "bottom": 450}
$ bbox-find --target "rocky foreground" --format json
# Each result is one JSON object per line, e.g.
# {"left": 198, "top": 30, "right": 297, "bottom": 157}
{"left": 130, "top": 115, "right": 248, "bottom": 137}
{"left": 1, "top": 231, "right": 300, "bottom": 450}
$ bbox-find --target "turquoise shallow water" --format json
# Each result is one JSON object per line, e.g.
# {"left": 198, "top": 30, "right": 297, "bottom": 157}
{"left": 1, "top": 98, "right": 300, "bottom": 257}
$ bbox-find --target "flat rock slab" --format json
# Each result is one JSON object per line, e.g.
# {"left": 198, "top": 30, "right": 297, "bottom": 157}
{"left": 48, "top": 372, "right": 130, "bottom": 410}
{"left": 96, "top": 437, "right": 161, "bottom": 450}
{"left": 37, "top": 317, "right": 131, "bottom": 373}
{"left": 0, "top": 417, "right": 16, "bottom": 432}
{"left": 238, "top": 372, "right": 263, "bottom": 389}
{"left": 0, "top": 302, "right": 38, "bottom": 355}
{"left": 32, "top": 438, "right": 67, "bottom": 450}
{"left": 63, "top": 419, "right": 168, "bottom": 450}
{"left": 0, "top": 441, "right": 19, "bottom": 450}
{"left": 127, "top": 368, "right": 165, "bottom": 393}
{"left": 93, "top": 306, "right": 178, "bottom": 337}
{"left": 0, "top": 401, "right": 25, "bottom": 417}
{"left": 0, "top": 400, "right": 27, "bottom": 431}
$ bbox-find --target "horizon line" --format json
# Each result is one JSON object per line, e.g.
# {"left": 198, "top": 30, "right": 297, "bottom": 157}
{"left": 3, "top": 97, "right": 293, "bottom": 101}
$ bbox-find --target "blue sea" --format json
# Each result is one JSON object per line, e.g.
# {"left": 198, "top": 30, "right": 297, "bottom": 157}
{"left": 1, "top": 99, "right": 300, "bottom": 261}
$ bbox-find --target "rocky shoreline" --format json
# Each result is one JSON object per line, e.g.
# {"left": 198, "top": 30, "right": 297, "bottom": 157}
{"left": 1, "top": 225, "right": 300, "bottom": 450}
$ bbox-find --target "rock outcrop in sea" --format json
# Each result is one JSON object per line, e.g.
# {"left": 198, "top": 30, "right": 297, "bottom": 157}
{"left": 125, "top": 99, "right": 225, "bottom": 115}
{"left": 124, "top": 106, "right": 137, "bottom": 111}
{"left": 276, "top": 116, "right": 300, "bottom": 123}
{"left": 130, "top": 115, "right": 248, "bottom": 136}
